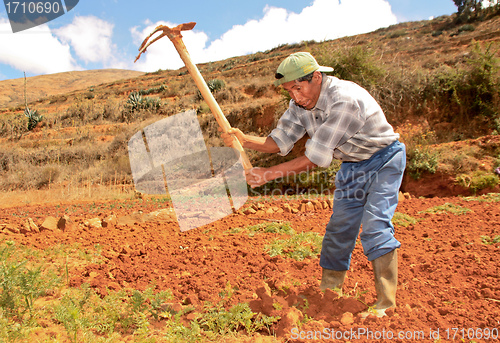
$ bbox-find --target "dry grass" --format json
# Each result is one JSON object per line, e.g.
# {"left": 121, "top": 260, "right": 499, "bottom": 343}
{"left": 0, "top": 184, "right": 136, "bottom": 208}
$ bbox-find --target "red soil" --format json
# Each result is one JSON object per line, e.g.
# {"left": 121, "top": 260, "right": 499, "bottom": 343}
{"left": 1, "top": 193, "right": 499, "bottom": 342}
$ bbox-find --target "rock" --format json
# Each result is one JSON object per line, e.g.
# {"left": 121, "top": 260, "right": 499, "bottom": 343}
{"left": 326, "top": 199, "right": 334, "bottom": 208}
{"left": 256, "top": 282, "right": 273, "bottom": 299}
{"left": 275, "top": 306, "right": 304, "bottom": 337}
{"left": 107, "top": 282, "right": 121, "bottom": 291}
{"left": 398, "top": 191, "right": 405, "bottom": 202}
{"left": 300, "top": 201, "right": 315, "bottom": 212}
{"left": 312, "top": 200, "right": 323, "bottom": 210}
{"left": 5, "top": 224, "right": 20, "bottom": 234}
{"left": 102, "top": 214, "right": 117, "bottom": 228}
{"left": 144, "top": 209, "right": 175, "bottom": 222}
{"left": 24, "top": 218, "right": 39, "bottom": 234}
{"left": 251, "top": 203, "right": 264, "bottom": 211}
{"left": 404, "top": 192, "right": 412, "bottom": 200}
{"left": 57, "top": 215, "right": 74, "bottom": 231}
{"left": 117, "top": 212, "right": 144, "bottom": 225}
{"left": 40, "top": 216, "right": 59, "bottom": 231}
{"left": 244, "top": 208, "right": 257, "bottom": 215}
{"left": 340, "top": 312, "right": 354, "bottom": 325}
{"left": 266, "top": 207, "right": 281, "bottom": 214}
{"left": 283, "top": 203, "right": 300, "bottom": 213}
{"left": 84, "top": 218, "right": 102, "bottom": 229}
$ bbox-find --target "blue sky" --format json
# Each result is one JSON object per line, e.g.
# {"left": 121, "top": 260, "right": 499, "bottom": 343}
{"left": 0, "top": 0, "right": 458, "bottom": 81}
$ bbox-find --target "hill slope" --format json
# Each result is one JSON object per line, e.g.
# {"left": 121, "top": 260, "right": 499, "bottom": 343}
{"left": 0, "top": 13, "right": 499, "bottom": 199}
{"left": 0, "top": 69, "right": 145, "bottom": 109}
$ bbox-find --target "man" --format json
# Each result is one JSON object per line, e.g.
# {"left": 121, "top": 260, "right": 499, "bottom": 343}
{"left": 222, "top": 52, "right": 406, "bottom": 317}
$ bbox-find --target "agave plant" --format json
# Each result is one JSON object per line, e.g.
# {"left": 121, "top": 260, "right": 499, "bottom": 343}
{"left": 24, "top": 107, "right": 43, "bottom": 131}
{"left": 127, "top": 92, "right": 162, "bottom": 113}
{"left": 127, "top": 92, "right": 143, "bottom": 112}
{"left": 197, "top": 79, "right": 226, "bottom": 100}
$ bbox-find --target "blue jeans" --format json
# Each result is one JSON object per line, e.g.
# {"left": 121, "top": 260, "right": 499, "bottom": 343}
{"left": 320, "top": 140, "right": 406, "bottom": 271}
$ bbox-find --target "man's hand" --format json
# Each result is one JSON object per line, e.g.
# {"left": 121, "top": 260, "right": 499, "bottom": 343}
{"left": 245, "top": 167, "right": 272, "bottom": 188}
{"left": 220, "top": 128, "right": 245, "bottom": 148}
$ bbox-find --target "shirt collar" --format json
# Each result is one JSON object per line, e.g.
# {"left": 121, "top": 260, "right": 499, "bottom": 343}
{"left": 312, "top": 75, "right": 331, "bottom": 112}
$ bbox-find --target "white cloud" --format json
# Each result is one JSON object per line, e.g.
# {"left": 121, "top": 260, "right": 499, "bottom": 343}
{"left": 54, "top": 16, "right": 116, "bottom": 65}
{"left": 0, "top": 17, "right": 79, "bottom": 76}
{"left": 132, "top": 0, "right": 397, "bottom": 72}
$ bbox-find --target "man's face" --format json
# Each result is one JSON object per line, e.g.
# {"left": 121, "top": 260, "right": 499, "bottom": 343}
{"left": 282, "top": 71, "right": 322, "bottom": 110}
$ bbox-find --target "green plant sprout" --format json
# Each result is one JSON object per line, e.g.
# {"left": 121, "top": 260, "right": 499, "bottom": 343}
{"left": 392, "top": 212, "right": 419, "bottom": 227}
{"left": 480, "top": 235, "right": 500, "bottom": 245}
{"left": 420, "top": 203, "right": 472, "bottom": 215}
{"left": 265, "top": 231, "right": 323, "bottom": 261}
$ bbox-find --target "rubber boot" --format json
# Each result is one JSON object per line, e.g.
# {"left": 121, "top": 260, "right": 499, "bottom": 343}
{"left": 361, "top": 249, "right": 398, "bottom": 318}
{"left": 319, "top": 268, "right": 346, "bottom": 293}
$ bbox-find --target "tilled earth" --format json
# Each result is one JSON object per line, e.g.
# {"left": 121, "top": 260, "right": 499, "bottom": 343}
{"left": 1, "top": 193, "right": 500, "bottom": 342}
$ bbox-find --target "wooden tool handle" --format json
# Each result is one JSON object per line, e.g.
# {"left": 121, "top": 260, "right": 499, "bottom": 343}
{"left": 166, "top": 28, "right": 253, "bottom": 171}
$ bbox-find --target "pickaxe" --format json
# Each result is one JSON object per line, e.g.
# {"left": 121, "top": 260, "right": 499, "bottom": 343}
{"left": 134, "top": 22, "right": 252, "bottom": 171}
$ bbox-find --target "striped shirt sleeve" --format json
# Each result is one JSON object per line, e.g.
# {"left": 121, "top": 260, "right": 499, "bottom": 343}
{"left": 269, "top": 103, "right": 306, "bottom": 156}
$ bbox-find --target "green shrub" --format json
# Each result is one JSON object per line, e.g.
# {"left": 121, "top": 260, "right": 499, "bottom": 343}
{"left": 389, "top": 29, "right": 408, "bottom": 38}
{"left": 392, "top": 212, "right": 418, "bottom": 227}
{"left": 426, "top": 43, "right": 500, "bottom": 126}
{"left": 266, "top": 231, "right": 323, "bottom": 261}
{"left": 481, "top": 235, "right": 500, "bottom": 245}
{"left": 137, "top": 84, "right": 167, "bottom": 96}
{"left": 237, "top": 221, "right": 295, "bottom": 235}
{"left": 0, "top": 241, "right": 61, "bottom": 319}
{"left": 256, "top": 162, "right": 340, "bottom": 196}
{"left": 463, "top": 192, "right": 500, "bottom": 202}
{"left": 315, "top": 45, "right": 386, "bottom": 89}
{"left": 456, "top": 170, "right": 499, "bottom": 193}
{"left": 406, "top": 147, "right": 439, "bottom": 179}
{"left": 420, "top": 202, "right": 471, "bottom": 215}
{"left": 458, "top": 24, "right": 475, "bottom": 33}
{"left": 197, "top": 302, "right": 278, "bottom": 336}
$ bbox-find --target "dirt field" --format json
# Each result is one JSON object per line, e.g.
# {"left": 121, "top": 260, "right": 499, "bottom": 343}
{"left": 1, "top": 191, "right": 499, "bottom": 342}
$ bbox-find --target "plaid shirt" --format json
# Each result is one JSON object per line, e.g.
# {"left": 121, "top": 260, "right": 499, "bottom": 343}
{"left": 269, "top": 76, "right": 399, "bottom": 167}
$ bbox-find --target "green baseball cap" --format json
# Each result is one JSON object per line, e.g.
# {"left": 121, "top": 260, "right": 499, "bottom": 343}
{"left": 274, "top": 52, "right": 334, "bottom": 86}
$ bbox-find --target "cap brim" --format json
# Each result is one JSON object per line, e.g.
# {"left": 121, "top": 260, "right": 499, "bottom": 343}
{"left": 318, "top": 66, "right": 334, "bottom": 72}
{"left": 274, "top": 66, "right": 334, "bottom": 86}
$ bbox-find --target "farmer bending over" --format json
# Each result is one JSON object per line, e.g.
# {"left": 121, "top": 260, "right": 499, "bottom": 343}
{"left": 221, "top": 52, "right": 406, "bottom": 317}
